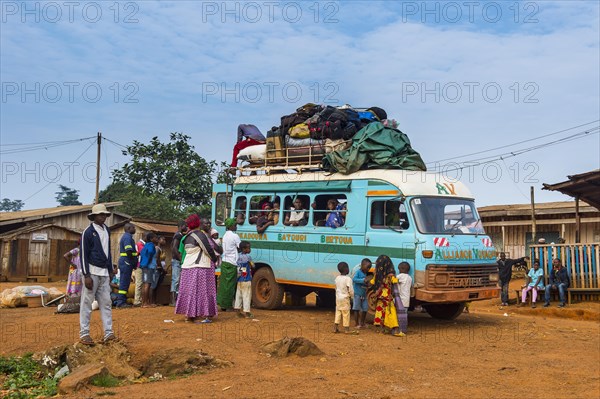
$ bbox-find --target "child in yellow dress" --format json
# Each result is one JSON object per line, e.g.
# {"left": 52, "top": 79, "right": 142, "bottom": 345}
{"left": 371, "top": 255, "right": 403, "bottom": 336}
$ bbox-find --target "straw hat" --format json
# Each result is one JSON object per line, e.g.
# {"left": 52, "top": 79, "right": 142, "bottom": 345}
{"left": 88, "top": 204, "right": 112, "bottom": 220}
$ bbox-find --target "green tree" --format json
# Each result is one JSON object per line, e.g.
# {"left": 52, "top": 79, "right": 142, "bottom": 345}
{"left": 112, "top": 133, "right": 216, "bottom": 208}
{"left": 55, "top": 185, "right": 82, "bottom": 206}
{"left": 215, "top": 161, "right": 234, "bottom": 186}
{"left": 0, "top": 198, "right": 24, "bottom": 212}
{"left": 98, "top": 183, "right": 212, "bottom": 220}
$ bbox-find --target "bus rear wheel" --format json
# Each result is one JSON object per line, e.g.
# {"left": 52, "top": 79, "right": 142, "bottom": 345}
{"left": 252, "top": 267, "right": 284, "bottom": 310}
{"left": 424, "top": 303, "right": 465, "bottom": 320}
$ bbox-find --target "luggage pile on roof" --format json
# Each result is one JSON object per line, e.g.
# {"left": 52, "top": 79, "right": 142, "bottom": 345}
{"left": 233, "top": 103, "right": 426, "bottom": 174}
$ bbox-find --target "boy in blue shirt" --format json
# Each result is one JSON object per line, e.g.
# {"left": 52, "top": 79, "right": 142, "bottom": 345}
{"left": 139, "top": 233, "right": 158, "bottom": 308}
{"left": 352, "top": 258, "right": 372, "bottom": 328}
{"left": 234, "top": 241, "right": 254, "bottom": 318}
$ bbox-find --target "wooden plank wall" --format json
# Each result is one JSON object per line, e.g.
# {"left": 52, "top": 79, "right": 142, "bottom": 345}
{"left": 529, "top": 243, "right": 599, "bottom": 289}
{"left": 485, "top": 222, "right": 600, "bottom": 258}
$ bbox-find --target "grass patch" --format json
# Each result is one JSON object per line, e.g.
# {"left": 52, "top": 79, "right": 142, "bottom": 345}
{"left": 91, "top": 374, "right": 120, "bottom": 388}
{"left": 97, "top": 391, "right": 117, "bottom": 396}
{"left": 0, "top": 353, "right": 58, "bottom": 399}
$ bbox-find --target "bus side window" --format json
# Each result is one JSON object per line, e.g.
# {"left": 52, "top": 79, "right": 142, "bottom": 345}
{"left": 371, "top": 200, "right": 409, "bottom": 229}
{"left": 234, "top": 196, "right": 247, "bottom": 225}
{"left": 214, "top": 192, "right": 231, "bottom": 226}
{"left": 313, "top": 194, "right": 347, "bottom": 227}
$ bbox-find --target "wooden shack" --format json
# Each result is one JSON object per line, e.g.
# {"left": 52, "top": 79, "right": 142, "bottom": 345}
{"left": 0, "top": 224, "right": 81, "bottom": 282}
{"left": 0, "top": 202, "right": 128, "bottom": 282}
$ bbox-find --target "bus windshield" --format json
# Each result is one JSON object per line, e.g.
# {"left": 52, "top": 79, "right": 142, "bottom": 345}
{"left": 410, "top": 197, "right": 485, "bottom": 235}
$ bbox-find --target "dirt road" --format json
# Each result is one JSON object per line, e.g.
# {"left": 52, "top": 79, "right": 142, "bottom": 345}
{"left": 1, "top": 282, "right": 599, "bottom": 399}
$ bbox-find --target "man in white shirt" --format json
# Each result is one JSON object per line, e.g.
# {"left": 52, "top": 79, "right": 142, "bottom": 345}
{"left": 217, "top": 218, "right": 242, "bottom": 310}
{"left": 79, "top": 204, "right": 115, "bottom": 345}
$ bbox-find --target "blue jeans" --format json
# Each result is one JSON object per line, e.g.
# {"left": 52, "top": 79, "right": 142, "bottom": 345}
{"left": 500, "top": 281, "right": 510, "bottom": 304}
{"left": 545, "top": 283, "right": 567, "bottom": 304}
{"left": 171, "top": 260, "right": 181, "bottom": 293}
{"left": 115, "top": 260, "right": 133, "bottom": 307}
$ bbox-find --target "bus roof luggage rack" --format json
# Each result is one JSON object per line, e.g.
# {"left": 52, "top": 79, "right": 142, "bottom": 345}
{"left": 235, "top": 139, "right": 352, "bottom": 175}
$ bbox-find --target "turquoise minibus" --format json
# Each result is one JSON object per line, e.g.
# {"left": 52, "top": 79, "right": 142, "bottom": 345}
{"left": 211, "top": 169, "right": 499, "bottom": 320}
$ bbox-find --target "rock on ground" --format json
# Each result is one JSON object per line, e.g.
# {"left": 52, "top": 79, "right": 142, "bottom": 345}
{"left": 261, "top": 337, "right": 324, "bottom": 357}
{"left": 57, "top": 363, "right": 107, "bottom": 394}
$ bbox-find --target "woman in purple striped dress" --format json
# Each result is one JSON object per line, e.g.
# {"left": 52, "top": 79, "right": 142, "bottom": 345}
{"left": 175, "top": 215, "right": 222, "bottom": 323}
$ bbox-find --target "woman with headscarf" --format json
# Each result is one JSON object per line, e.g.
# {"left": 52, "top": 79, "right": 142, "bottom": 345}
{"left": 371, "top": 255, "right": 403, "bottom": 336}
{"left": 175, "top": 215, "right": 222, "bottom": 323}
{"left": 217, "top": 218, "right": 241, "bottom": 311}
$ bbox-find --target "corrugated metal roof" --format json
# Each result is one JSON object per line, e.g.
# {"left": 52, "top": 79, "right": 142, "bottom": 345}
{"left": 542, "top": 170, "right": 600, "bottom": 210}
{"left": 478, "top": 200, "right": 597, "bottom": 218}
{"left": 0, "top": 202, "right": 123, "bottom": 225}
{"left": 0, "top": 224, "right": 82, "bottom": 240}
{"left": 133, "top": 221, "right": 178, "bottom": 234}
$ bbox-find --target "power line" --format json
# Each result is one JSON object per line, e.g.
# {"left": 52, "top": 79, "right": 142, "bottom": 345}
{"left": 23, "top": 139, "right": 96, "bottom": 202}
{"left": 427, "top": 120, "right": 599, "bottom": 165}
{"left": 103, "top": 136, "right": 127, "bottom": 150}
{"left": 0, "top": 136, "right": 97, "bottom": 155}
{"left": 431, "top": 128, "right": 599, "bottom": 173}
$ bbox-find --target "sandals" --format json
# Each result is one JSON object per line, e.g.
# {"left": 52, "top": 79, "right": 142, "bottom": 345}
{"left": 392, "top": 332, "right": 406, "bottom": 337}
{"left": 196, "top": 318, "right": 212, "bottom": 324}
{"left": 79, "top": 335, "right": 95, "bottom": 346}
{"left": 103, "top": 333, "right": 118, "bottom": 343}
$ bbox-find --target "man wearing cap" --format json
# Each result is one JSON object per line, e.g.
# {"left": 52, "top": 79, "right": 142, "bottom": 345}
{"left": 217, "top": 218, "right": 241, "bottom": 311}
{"left": 114, "top": 223, "right": 137, "bottom": 308}
{"left": 79, "top": 203, "right": 116, "bottom": 345}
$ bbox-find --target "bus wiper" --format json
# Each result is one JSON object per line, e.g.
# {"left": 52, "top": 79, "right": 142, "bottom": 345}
{"left": 449, "top": 216, "right": 464, "bottom": 237}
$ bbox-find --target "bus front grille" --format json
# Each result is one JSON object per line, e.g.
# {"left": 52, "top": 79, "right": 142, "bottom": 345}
{"left": 426, "top": 264, "right": 499, "bottom": 289}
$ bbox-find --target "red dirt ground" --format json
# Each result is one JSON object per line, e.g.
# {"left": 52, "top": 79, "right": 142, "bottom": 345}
{"left": 1, "top": 279, "right": 599, "bottom": 399}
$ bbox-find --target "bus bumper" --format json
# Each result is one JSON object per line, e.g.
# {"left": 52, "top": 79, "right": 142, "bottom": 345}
{"left": 415, "top": 287, "right": 499, "bottom": 303}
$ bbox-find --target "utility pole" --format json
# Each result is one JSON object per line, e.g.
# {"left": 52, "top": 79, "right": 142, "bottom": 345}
{"left": 530, "top": 186, "right": 537, "bottom": 245}
{"left": 95, "top": 132, "right": 101, "bottom": 204}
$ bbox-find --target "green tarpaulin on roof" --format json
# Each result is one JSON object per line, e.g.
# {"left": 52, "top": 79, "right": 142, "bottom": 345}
{"left": 321, "top": 122, "right": 427, "bottom": 174}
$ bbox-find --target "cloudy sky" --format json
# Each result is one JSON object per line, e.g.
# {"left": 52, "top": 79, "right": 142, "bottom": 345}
{"left": 1, "top": 0, "right": 599, "bottom": 209}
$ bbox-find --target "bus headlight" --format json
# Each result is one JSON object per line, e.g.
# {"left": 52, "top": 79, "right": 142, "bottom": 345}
{"left": 489, "top": 273, "right": 499, "bottom": 282}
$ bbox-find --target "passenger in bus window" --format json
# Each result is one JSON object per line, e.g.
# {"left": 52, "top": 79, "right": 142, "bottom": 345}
{"left": 284, "top": 198, "right": 308, "bottom": 226}
{"left": 256, "top": 202, "right": 274, "bottom": 234}
{"left": 236, "top": 212, "right": 245, "bottom": 225}
{"left": 325, "top": 199, "right": 344, "bottom": 228}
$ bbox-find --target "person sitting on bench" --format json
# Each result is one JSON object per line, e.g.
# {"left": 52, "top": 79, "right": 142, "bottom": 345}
{"left": 519, "top": 261, "right": 544, "bottom": 308}
{"left": 544, "top": 258, "right": 570, "bottom": 308}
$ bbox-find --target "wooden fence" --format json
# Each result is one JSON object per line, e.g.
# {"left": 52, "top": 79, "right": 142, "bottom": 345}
{"left": 530, "top": 243, "right": 599, "bottom": 302}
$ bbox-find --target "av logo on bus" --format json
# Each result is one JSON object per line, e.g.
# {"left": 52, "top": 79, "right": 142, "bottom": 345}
{"left": 436, "top": 183, "right": 457, "bottom": 195}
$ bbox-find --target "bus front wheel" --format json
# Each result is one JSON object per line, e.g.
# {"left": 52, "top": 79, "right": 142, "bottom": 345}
{"left": 252, "top": 267, "right": 284, "bottom": 310}
{"left": 424, "top": 303, "right": 465, "bottom": 320}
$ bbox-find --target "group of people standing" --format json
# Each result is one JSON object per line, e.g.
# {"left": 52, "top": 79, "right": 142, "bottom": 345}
{"left": 172, "top": 215, "right": 254, "bottom": 323}
{"left": 496, "top": 252, "right": 571, "bottom": 308}
{"left": 334, "top": 255, "right": 412, "bottom": 336}
{"left": 67, "top": 203, "right": 255, "bottom": 345}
